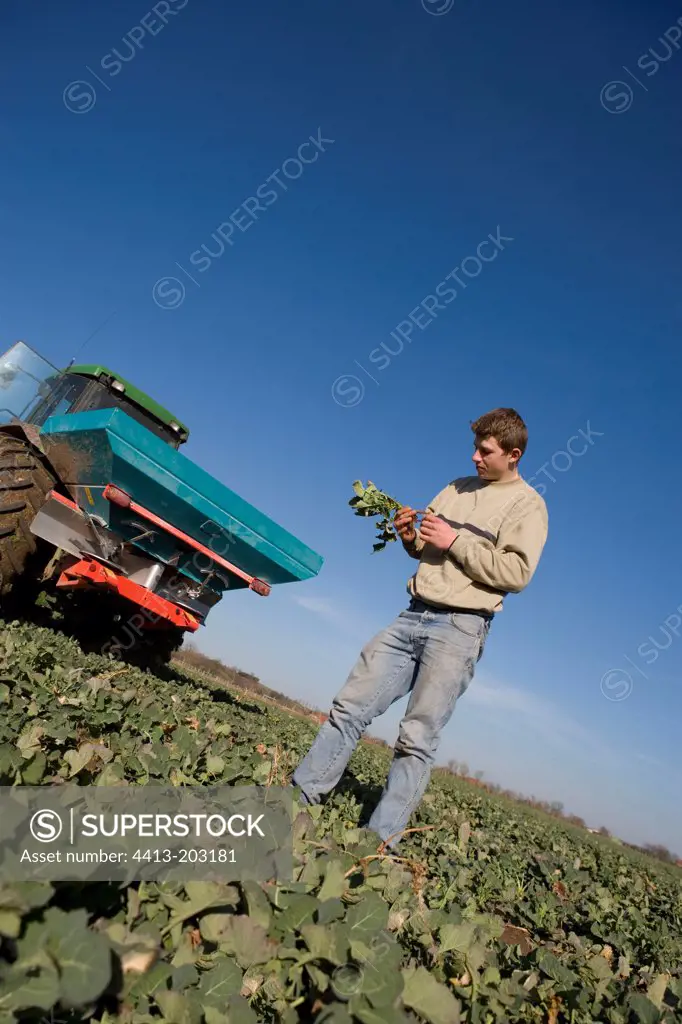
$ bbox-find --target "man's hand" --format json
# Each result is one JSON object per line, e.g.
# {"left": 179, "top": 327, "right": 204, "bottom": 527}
{"left": 419, "top": 512, "right": 457, "bottom": 552}
{"left": 394, "top": 506, "right": 418, "bottom": 544}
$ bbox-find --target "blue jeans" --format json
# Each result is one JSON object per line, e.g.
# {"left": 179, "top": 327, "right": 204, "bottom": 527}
{"left": 292, "top": 598, "right": 492, "bottom": 848}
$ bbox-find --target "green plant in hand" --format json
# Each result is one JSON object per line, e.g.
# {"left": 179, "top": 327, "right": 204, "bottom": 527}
{"left": 349, "top": 479, "right": 405, "bottom": 551}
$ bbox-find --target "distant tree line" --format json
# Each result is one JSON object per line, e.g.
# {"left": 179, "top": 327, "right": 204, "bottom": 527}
{"left": 625, "top": 842, "right": 681, "bottom": 865}
{"left": 443, "top": 760, "right": 680, "bottom": 863}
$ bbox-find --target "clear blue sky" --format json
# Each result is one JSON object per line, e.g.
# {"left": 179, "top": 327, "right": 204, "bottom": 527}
{"left": 2, "top": 0, "right": 681, "bottom": 852}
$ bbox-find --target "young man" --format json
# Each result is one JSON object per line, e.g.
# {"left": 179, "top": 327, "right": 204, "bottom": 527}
{"left": 291, "top": 408, "right": 548, "bottom": 848}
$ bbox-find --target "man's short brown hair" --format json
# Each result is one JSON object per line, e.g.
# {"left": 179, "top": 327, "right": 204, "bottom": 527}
{"left": 470, "top": 408, "right": 528, "bottom": 458}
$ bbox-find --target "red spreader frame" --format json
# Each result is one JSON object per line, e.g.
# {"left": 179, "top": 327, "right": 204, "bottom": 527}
{"left": 57, "top": 557, "right": 200, "bottom": 632}
{"left": 102, "top": 484, "right": 271, "bottom": 597}
{"left": 47, "top": 483, "right": 270, "bottom": 631}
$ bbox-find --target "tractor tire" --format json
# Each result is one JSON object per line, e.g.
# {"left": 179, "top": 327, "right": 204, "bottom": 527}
{"left": 53, "top": 589, "right": 185, "bottom": 672}
{"left": 129, "top": 629, "right": 185, "bottom": 672}
{"left": 0, "top": 433, "right": 55, "bottom": 598}
{"left": 103, "top": 623, "right": 185, "bottom": 673}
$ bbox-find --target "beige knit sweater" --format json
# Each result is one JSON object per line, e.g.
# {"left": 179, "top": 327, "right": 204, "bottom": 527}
{"left": 405, "top": 475, "right": 548, "bottom": 614}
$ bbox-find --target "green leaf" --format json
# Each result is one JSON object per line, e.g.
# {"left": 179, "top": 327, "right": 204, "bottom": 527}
{"left": 346, "top": 892, "right": 388, "bottom": 937}
{"left": 16, "top": 724, "right": 43, "bottom": 759}
{"left": 3, "top": 881, "right": 53, "bottom": 912}
{"left": 210, "top": 915, "right": 278, "bottom": 968}
{"left": 125, "top": 962, "right": 172, "bottom": 1001}
{"left": 276, "top": 893, "right": 318, "bottom": 932}
{"left": 43, "top": 907, "right": 112, "bottom": 1006}
{"left": 537, "top": 952, "right": 579, "bottom": 989}
{"left": 0, "top": 912, "right": 21, "bottom": 938}
{"left": 252, "top": 760, "right": 271, "bottom": 784}
{"left": 184, "top": 880, "right": 239, "bottom": 908}
{"left": 64, "top": 742, "right": 97, "bottom": 777}
{"left": 104, "top": 920, "right": 159, "bottom": 961}
{"left": 170, "top": 932, "right": 198, "bottom": 970}
{"left": 171, "top": 964, "right": 199, "bottom": 990}
{"left": 199, "top": 912, "right": 233, "bottom": 944}
{"left": 401, "top": 965, "right": 461, "bottom": 1024}
{"left": 318, "top": 858, "right": 348, "bottom": 901}
{"left": 317, "top": 898, "right": 346, "bottom": 925}
{"left": 314, "top": 1006, "right": 354, "bottom": 1024}
{"left": 96, "top": 761, "right": 127, "bottom": 785}
{"left": 155, "top": 988, "right": 201, "bottom": 1024}
{"left": 164, "top": 881, "right": 239, "bottom": 934}
{"left": 221, "top": 994, "right": 259, "bottom": 1023}
{"left": 647, "top": 972, "right": 670, "bottom": 1009}
{"left": 356, "top": 959, "right": 404, "bottom": 1008}
{"left": 300, "top": 965, "right": 326, "bottom": 997}
{"left": 300, "top": 922, "right": 349, "bottom": 965}
{"left": 206, "top": 754, "right": 225, "bottom": 774}
{"left": 20, "top": 750, "right": 46, "bottom": 784}
{"left": 240, "top": 880, "right": 272, "bottom": 930}
{"left": 438, "top": 921, "right": 476, "bottom": 955}
{"left": 587, "top": 953, "right": 612, "bottom": 980}
{"left": 0, "top": 955, "right": 60, "bottom": 1012}
{"left": 354, "top": 1004, "right": 413, "bottom": 1024}
{"left": 349, "top": 932, "right": 402, "bottom": 992}
{"left": 350, "top": 999, "right": 409, "bottom": 1024}
{"left": 197, "top": 960, "right": 243, "bottom": 1007}
{"left": 628, "top": 993, "right": 662, "bottom": 1024}
{"left": 204, "top": 1010, "right": 231, "bottom": 1024}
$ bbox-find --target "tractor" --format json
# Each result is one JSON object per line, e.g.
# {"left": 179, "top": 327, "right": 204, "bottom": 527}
{"left": 0, "top": 341, "right": 324, "bottom": 665}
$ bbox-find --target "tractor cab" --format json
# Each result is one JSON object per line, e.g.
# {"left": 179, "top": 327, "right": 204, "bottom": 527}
{"left": 0, "top": 342, "right": 188, "bottom": 448}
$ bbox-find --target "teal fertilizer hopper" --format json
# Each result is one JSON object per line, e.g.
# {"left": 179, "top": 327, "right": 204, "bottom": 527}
{"left": 0, "top": 341, "right": 324, "bottom": 664}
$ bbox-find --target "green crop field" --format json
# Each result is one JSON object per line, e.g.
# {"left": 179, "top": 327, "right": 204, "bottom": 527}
{"left": 0, "top": 619, "right": 680, "bottom": 1024}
